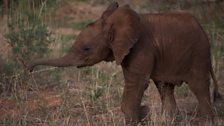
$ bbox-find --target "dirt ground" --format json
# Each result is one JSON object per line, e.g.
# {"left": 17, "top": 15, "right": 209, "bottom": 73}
{"left": 0, "top": 1, "right": 224, "bottom": 126}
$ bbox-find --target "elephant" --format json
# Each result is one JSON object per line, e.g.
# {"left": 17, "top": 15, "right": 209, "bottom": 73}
{"left": 27, "top": 2, "right": 222, "bottom": 125}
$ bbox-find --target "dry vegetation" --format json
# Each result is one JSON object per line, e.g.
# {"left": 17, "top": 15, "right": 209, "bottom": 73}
{"left": 0, "top": 0, "right": 224, "bottom": 126}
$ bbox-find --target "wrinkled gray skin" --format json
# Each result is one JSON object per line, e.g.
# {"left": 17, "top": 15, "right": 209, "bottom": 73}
{"left": 27, "top": 2, "right": 222, "bottom": 126}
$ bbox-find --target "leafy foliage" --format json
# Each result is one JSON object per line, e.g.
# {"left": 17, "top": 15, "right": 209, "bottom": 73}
{"left": 1, "top": 0, "right": 55, "bottom": 94}
{"left": 5, "top": 0, "right": 54, "bottom": 62}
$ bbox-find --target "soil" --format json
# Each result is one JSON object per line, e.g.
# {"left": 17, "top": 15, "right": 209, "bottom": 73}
{"left": 0, "top": 1, "right": 223, "bottom": 126}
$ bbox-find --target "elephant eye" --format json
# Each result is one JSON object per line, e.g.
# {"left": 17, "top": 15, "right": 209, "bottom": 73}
{"left": 82, "top": 46, "right": 91, "bottom": 52}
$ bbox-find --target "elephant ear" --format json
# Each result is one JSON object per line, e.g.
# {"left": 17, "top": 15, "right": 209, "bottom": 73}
{"left": 101, "top": 2, "right": 119, "bottom": 20}
{"left": 109, "top": 5, "right": 141, "bottom": 65}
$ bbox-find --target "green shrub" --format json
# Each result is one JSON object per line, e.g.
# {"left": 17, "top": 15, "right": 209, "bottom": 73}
{"left": 1, "top": 0, "right": 55, "bottom": 94}
{"left": 5, "top": 0, "right": 54, "bottom": 61}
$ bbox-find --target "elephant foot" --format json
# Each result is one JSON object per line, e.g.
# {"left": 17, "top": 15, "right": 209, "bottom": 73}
{"left": 191, "top": 115, "right": 214, "bottom": 126}
{"left": 159, "top": 108, "right": 181, "bottom": 126}
{"left": 125, "top": 122, "right": 138, "bottom": 126}
{"left": 124, "top": 106, "right": 150, "bottom": 126}
{"left": 140, "top": 105, "right": 150, "bottom": 121}
{"left": 139, "top": 105, "right": 151, "bottom": 125}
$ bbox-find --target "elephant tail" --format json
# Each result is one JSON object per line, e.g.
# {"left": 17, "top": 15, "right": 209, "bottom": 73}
{"left": 210, "top": 67, "right": 222, "bottom": 102}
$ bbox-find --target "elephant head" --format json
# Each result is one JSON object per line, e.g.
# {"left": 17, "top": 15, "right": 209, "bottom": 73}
{"left": 27, "top": 2, "right": 141, "bottom": 71}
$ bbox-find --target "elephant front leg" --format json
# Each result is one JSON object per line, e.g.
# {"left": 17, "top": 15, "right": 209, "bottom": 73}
{"left": 121, "top": 71, "right": 149, "bottom": 125}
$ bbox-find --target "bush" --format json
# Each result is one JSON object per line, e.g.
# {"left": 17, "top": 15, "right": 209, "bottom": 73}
{"left": 0, "top": 0, "right": 55, "bottom": 94}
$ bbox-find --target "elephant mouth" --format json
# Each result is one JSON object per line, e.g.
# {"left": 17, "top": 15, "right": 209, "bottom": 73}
{"left": 77, "top": 65, "right": 84, "bottom": 68}
{"left": 77, "top": 65, "right": 87, "bottom": 68}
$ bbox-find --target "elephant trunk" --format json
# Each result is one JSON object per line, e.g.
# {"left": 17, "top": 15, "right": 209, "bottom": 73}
{"left": 27, "top": 53, "right": 76, "bottom": 72}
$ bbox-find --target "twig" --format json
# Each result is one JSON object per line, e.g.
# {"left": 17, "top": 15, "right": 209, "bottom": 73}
{"left": 30, "top": 67, "right": 57, "bottom": 74}
{"left": 77, "top": 88, "right": 91, "bottom": 126}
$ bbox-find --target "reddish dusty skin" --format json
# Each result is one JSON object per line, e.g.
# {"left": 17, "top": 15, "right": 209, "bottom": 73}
{"left": 28, "top": 2, "right": 221, "bottom": 125}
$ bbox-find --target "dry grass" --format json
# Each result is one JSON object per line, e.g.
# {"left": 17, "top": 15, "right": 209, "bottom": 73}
{"left": 0, "top": 63, "right": 224, "bottom": 126}
{"left": 0, "top": 1, "right": 224, "bottom": 126}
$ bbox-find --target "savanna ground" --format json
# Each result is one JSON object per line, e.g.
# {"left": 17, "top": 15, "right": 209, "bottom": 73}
{"left": 0, "top": 0, "right": 224, "bottom": 126}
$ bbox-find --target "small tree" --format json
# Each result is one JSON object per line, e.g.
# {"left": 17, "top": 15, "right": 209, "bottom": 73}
{"left": 1, "top": 0, "right": 54, "bottom": 94}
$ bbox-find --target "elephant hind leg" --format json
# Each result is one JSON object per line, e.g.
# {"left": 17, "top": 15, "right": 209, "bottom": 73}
{"left": 187, "top": 77, "right": 213, "bottom": 119}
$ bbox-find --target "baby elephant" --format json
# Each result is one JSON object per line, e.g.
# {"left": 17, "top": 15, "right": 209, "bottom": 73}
{"left": 28, "top": 2, "right": 222, "bottom": 125}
